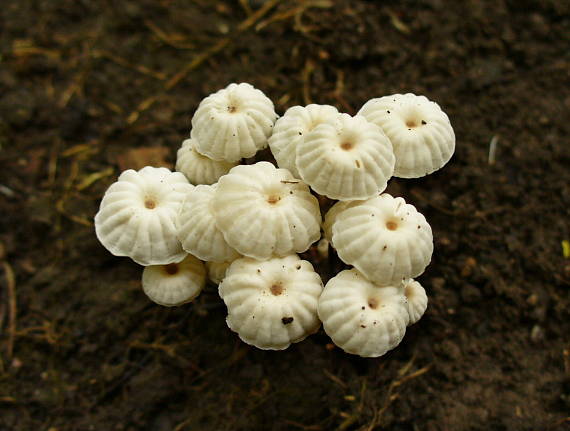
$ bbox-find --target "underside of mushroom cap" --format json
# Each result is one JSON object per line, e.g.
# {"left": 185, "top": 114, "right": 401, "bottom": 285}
{"left": 219, "top": 255, "right": 323, "bottom": 350}
{"left": 142, "top": 254, "right": 206, "bottom": 306}
{"left": 191, "top": 83, "right": 278, "bottom": 162}
{"left": 332, "top": 193, "right": 433, "bottom": 285}
{"left": 268, "top": 104, "right": 339, "bottom": 178}
{"left": 94, "top": 167, "right": 193, "bottom": 266}
{"left": 212, "top": 162, "right": 322, "bottom": 260}
{"left": 318, "top": 269, "right": 409, "bottom": 357}
{"left": 296, "top": 113, "right": 395, "bottom": 200}
{"left": 358, "top": 93, "right": 455, "bottom": 178}
{"left": 176, "top": 138, "right": 237, "bottom": 185}
{"left": 177, "top": 184, "right": 240, "bottom": 262}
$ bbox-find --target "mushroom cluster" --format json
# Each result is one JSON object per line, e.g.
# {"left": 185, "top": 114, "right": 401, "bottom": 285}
{"left": 94, "top": 82, "right": 455, "bottom": 357}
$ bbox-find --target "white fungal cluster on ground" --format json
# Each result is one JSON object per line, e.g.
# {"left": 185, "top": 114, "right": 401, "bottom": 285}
{"left": 94, "top": 82, "right": 455, "bottom": 357}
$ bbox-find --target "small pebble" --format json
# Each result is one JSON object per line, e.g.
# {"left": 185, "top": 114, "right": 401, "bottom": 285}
{"left": 526, "top": 293, "right": 539, "bottom": 306}
{"left": 530, "top": 325, "right": 544, "bottom": 343}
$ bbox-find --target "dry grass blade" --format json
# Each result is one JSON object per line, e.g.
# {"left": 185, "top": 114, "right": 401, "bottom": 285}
{"left": 365, "top": 362, "right": 432, "bottom": 430}
{"left": 2, "top": 261, "right": 16, "bottom": 360}
{"left": 386, "top": 10, "right": 411, "bottom": 34}
{"left": 92, "top": 50, "right": 167, "bottom": 80}
{"left": 10, "top": 39, "right": 61, "bottom": 59}
{"left": 126, "top": 0, "right": 283, "bottom": 125}
{"left": 55, "top": 199, "right": 93, "bottom": 227}
{"left": 75, "top": 168, "right": 114, "bottom": 191}
{"left": 323, "top": 368, "right": 348, "bottom": 389}
{"left": 302, "top": 59, "right": 315, "bottom": 105}
{"left": 143, "top": 19, "right": 195, "bottom": 49}
{"left": 238, "top": 0, "right": 253, "bottom": 16}
{"left": 165, "top": 38, "right": 231, "bottom": 91}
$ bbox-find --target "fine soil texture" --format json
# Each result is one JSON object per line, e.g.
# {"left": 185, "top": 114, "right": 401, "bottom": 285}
{"left": 0, "top": 1, "right": 569, "bottom": 430}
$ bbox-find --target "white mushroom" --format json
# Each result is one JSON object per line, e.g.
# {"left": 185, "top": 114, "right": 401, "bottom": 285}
{"left": 142, "top": 254, "right": 206, "bottom": 306}
{"left": 403, "top": 279, "right": 428, "bottom": 325}
{"left": 219, "top": 255, "right": 323, "bottom": 350}
{"left": 332, "top": 193, "right": 433, "bottom": 285}
{"left": 191, "top": 83, "right": 278, "bottom": 162}
{"left": 177, "top": 184, "right": 240, "bottom": 262}
{"left": 318, "top": 269, "right": 409, "bottom": 358}
{"left": 175, "top": 138, "right": 237, "bottom": 185}
{"left": 358, "top": 93, "right": 455, "bottom": 178}
{"left": 295, "top": 113, "right": 395, "bottom": 201}
{"left": 206, "top": 258, "right": 238, "bottom": 285}
{"left": 213, "top": 162, "right": 322, "bottom": 260}
{"left": 268, "top": 104, "right": 339, "bottom": 178}
{"left": 322, "top": 199, "right": 363, "bottom": 246}
{"left": 94, "top": 167, "right": 192, "bottom": 266}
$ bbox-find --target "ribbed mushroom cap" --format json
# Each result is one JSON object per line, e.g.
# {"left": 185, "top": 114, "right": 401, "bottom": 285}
{"left": 268, "top": 104, "right": 339, "bottom": 178}
{"left": 358, "top": 93, "right": 455, "bottom": 178}
{"left": 322, "top": 199, "right": 363, "bottom": 246}
{"left": 142, "top": 254, "right": 206, "bottom": 307}
{"left": 177, "top": 184, "right": 240, "bottom": 262}
{"left": 191, "top": 83, "right": 278, "bottom": 162}
{"left": 403, "top": 279, "right": 428, "bottom": 325}
{"left": 94, "top": 167, "right": 192, "bottom": 266}
{"left": 296, "top": 113, "right": 395, "bottom": 200}
{"left": 175, "top": 138, "right": 237, "bottom": 185}
{"left": 318, "top": 269, "right": 409, "bottom": 358}
{"left": 206, "top": 259, "right": 238, "bottom": 285}
{"left": 213, "top": 162, "right": 322, "bottom": 260}
{"left": 219, "top": 255, "right": 323, "bottom": 350}
{"left": 332, "top": 194, "right": 433, "bottom": 285}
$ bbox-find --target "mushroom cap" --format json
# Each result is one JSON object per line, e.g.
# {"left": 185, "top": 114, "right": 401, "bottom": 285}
{"left": 94, "top": 167, "right": 192, "bottom": 266}
{"left": 296, "top": 113, "right": 395, "bottom": 201}
{"left": 142, "top": 254, "right": 206, "bottom": 307}
{"left": 332, "top": 193, "right": 433, "bottom": 285}
{"left": 206, "top": 259, "right": 237, "bottom": 285}
{"left": 403, "top": 279, "right": 428, "bottom": 325}
{"left": 322, "top": 199, "right": 363, "bottom": 246}
{"left": 175, "top": 138, "right": 237, "bottom": 185}
{"left": 213, "top": 162, "right": 322, "bottom": 260}
{"left": 219, "top": 254, "right": 323, "bottom": 350}
{"left": 318, "top": 269, "right": 409, "bottom": 358}
{"left": 191, "top": 83, "right": 278, "bottom": 162}
{"left": 177, "top": 184, "right": 240, "bottom": 262}
{"left": 268, "top": 104, "right": 339, "bottom": 178}
{"left": 358, "top": 93, "right": 455, "bottom": 178}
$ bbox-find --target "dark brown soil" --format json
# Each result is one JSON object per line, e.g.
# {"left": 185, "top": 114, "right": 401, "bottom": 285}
{"left": 1, "top": 1, "right": 569, "bottom": 430}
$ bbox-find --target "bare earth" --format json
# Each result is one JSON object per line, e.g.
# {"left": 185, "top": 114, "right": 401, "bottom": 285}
{"left": 0, "top": 1, "right": 569, "bottom": 430}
